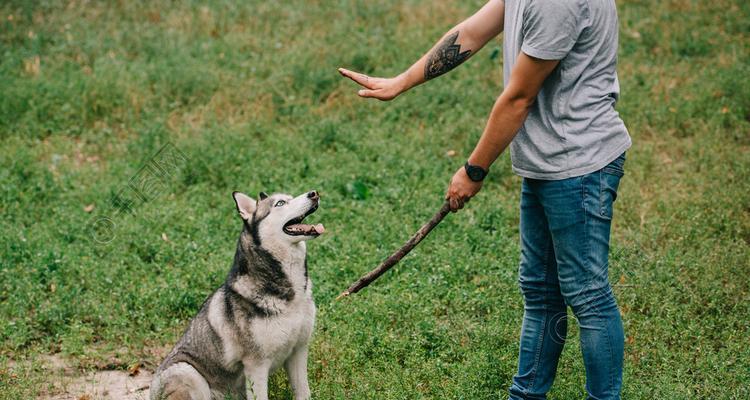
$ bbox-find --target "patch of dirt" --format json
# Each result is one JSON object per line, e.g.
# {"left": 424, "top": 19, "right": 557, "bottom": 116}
{"left": 39, "top": 355, "right": 152, "bottom": 400}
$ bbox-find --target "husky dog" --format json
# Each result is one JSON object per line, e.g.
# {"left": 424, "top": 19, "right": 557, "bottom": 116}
{"left": 150, "top": 190, "right": 325, "bottom": 400}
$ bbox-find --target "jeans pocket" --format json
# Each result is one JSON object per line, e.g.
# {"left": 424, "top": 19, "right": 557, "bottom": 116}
{"left": 600, "top": 155, "right": 625, "bottom": 219}
{"left": 601, "top": 152, "right": 626, "bottom": 178}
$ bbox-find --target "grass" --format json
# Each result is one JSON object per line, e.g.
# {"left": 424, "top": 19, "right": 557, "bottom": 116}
{"left": 0, "top": 0, "right": 748, "bottom": 398}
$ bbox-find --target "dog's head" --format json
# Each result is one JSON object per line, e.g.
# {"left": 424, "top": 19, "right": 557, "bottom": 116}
{"left": 232, "top": 190, "right": 325, "bottom": 245}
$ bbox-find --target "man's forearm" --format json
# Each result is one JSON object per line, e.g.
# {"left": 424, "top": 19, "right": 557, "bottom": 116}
{"left": 467, "top": 95, "right": 532, "bottom": 170}
{"left": 396, "top": 0, "right": 505, "bottom": 92}
{"left": 467, "top": 51, "right": 560, "bottom": 171}
{"left": 394, "top": 29, "right": 474, "bottom": 93}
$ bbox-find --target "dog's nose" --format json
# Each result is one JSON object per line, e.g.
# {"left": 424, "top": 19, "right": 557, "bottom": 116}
{"left": 307, "top": 190, "right": 319, "bottom": 201}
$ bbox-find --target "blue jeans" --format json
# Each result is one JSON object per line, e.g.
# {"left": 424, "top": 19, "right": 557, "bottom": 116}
{"left": 509, "top": 153, "right": 626, "bottom": 400}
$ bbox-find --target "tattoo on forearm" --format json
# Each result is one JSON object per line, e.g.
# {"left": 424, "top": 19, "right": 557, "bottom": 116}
{"left": 424, "top": 31, "right": 472, "bottom": 80}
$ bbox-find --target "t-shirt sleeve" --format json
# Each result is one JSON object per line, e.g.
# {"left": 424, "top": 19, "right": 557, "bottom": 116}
{"left": 521, "top": 0, "right": 589, "bottom": 60}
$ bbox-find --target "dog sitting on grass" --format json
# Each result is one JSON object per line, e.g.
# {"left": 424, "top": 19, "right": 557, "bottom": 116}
{"left": 150, "top": 190, "right": 324, "bottom": 400}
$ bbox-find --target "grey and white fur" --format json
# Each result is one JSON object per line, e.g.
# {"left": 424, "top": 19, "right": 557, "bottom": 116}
{"left": 150, "top": 190, "right": 325, "bottom": 400}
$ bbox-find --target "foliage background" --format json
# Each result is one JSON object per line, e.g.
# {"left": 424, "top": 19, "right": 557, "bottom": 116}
{"left": 1, "top": 0, "right": 748, "bottom": 398}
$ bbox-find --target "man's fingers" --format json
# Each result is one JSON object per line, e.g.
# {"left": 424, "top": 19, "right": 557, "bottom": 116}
{"left": 338, "top": 67, "right": 357, "bottom": 79}
{"left": 358, "top": 89, "right": 376, "bottom": 98}
{"left": 449, "top": 197, "right": 459, "bottom": 212}
{"left": 448, "top": 193, "right": 470, "bottom": 212}
{"left": 338, "top": 68, "right": 375, "bottom": 89}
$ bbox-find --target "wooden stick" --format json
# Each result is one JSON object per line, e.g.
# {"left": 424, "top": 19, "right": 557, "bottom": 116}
{"left": 336, "top": 201, "right": 451, "bottom": 300}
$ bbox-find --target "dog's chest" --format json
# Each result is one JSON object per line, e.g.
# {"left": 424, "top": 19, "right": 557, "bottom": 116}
{"left": 252, "top": 295, "right": 315, "bottom": 366}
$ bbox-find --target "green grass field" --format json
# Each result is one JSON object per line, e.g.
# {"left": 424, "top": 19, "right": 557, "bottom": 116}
{"left": 1, "top": 0, "right": 749, "bottom": 398}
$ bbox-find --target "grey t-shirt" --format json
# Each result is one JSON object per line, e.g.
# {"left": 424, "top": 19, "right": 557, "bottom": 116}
{"left": 503, "top": 0, "right": 632, "bottom": 180}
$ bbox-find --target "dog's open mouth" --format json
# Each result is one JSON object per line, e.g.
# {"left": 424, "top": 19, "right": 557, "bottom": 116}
{"left": 283, "top": 205, "right": 325, "bottom": 236}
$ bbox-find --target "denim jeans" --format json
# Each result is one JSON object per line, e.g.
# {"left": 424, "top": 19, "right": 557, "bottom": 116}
{"left": 508, "top": 153, "right": 626, "bottom": 400}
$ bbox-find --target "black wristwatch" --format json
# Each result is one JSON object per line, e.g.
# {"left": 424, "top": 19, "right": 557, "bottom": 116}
{"left": 464, "top": 162, "right": 489, "bottom": 182}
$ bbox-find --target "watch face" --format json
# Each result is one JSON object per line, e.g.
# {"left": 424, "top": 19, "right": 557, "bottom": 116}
{"left": 468, "top": 168, "right": 481, "bottom": 181}
{"left": 466, "top": 164, "right": 485, "bottom": 181}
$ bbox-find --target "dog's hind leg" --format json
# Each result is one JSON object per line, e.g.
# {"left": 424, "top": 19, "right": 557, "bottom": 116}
{"left": 285, "top": 345, "right": 311, "bottom": 400}
{"left": 151, "top": 362, "right": 211, "bottom": 400}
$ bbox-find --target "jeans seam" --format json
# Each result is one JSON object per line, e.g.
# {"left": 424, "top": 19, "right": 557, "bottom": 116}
{"left": 528, "top": 311, "right": 546, "bottom": 395}
{"left": 582, "top": 176, "right": 591, "bottom": 266}
{"left": 585, "top": 174, "right": 619, "bottom": 398}
{"left": 599, "top": 170, "right": 605, "bottom": 217}
{"left": 608, "top": 304, "right": 615, "bottom": 395}
{"left": 579, "top": 175, "right": 597, "bottom": 304}
{"left": 527, "top": 234, "right": 551, "bottom": 395}
{"left": 605, "top": 291, "right": 616, "bottom": 397}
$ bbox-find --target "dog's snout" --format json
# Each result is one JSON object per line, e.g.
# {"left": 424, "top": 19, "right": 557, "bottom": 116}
{"left": 307, "top": 190, "right": 319, "bottom": 201}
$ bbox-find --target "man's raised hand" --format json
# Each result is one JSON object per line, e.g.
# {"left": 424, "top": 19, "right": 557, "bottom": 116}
{"left": 337, "top": 68, "right": 407, "bottom": 101}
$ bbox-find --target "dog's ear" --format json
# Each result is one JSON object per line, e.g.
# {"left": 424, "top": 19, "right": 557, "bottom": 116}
{"left": 232, "top": 191, "right": 256, "bottom": 221}
{"left": 258, "top": 191, "right": 268, "bottom": 200}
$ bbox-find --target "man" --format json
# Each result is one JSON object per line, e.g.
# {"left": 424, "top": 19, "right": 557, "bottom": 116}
{"left": 339, "top": 0, "right": 630, "bottom": 398}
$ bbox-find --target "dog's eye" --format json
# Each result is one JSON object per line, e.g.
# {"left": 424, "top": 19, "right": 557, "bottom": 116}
{"left": 274, "top": 200, "right": 286, "bottom": 207}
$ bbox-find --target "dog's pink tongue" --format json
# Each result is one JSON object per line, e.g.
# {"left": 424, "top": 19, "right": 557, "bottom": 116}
{"left": 314, "top": 223, "right": 325, "bottom": 234}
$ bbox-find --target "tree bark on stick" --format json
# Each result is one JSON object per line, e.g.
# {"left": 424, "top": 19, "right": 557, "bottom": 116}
{"left": 336, "top": 201, "right": 451, "bottom": 300}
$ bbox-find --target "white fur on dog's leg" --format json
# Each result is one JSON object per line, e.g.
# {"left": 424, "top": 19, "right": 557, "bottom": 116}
{"left": 244, "top": 360, "right": 270, "bottom": 400}
{"left": 285, "top": 345, "right": 311, "bottom": 400}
